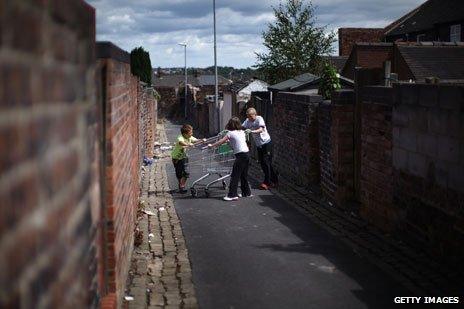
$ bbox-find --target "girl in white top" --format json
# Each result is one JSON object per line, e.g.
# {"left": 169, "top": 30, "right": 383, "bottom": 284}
{"left": 209, "top": 117, "right": 252, "bottom": 201}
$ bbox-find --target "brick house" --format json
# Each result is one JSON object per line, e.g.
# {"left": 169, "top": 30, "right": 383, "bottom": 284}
{"left": 338, "top": 0, "right": 464, "bottom": 59}
{"left": 341, "top": 42, "right": 464, "bottom": 82}
{"left": 384, "top": 0, "right": 464, "bottom": 43}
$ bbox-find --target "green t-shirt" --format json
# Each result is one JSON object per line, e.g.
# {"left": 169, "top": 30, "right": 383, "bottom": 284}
{"left": 171, "top": 134, "right": 198, "bottom": 160}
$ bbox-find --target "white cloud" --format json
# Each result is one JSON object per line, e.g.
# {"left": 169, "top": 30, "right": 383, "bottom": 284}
{"left": 87, "top": 0, "right": 425, "bottom": 68}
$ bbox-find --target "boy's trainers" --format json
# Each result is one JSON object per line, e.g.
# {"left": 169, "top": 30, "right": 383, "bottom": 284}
{"left": 223, "top": 196, "right": 239, "bottom": 201}
{"left": 178, "top": 188, "right": 187, "bottom": 194}
{"left": 238, "top": 194, "right": 253, "bottom": 198}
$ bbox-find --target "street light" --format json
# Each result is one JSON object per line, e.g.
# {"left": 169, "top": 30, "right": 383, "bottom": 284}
{"left": 178, "top": 43, "right": 188, "bottom": 119}
{"left": 213, "top": 0, "right": 219, "bottom": 132}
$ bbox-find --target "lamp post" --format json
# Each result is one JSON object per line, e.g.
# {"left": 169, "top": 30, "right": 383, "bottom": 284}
{"left": 213, "top": 0, "right": 219, "bottom": 132}
{"left": 178, "top": 43, "right": 188, "bottom": 119}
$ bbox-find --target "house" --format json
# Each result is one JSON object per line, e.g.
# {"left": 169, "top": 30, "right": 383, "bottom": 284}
{"left": 268, "top": 72, "right": 354, "bottom": 99}
{"left": 384, "top": 0, "right": 464, "bottom": 43}
{"left": 223, "top": 80, "right": 268, "bottom": 123}
{"left": 338, "top": 0, "right": 464, "bottom": 58}
{"left": 152, "top": 74, "right": 231, "bottom": 119}
{"left": 341, "top": 43, "right": 394, "bottom": 80}
{"left": 323, "top": 56, "right": 349, "bottom": 73}
{"left": 341, "top": 42, "right": 464, "bottom": 82}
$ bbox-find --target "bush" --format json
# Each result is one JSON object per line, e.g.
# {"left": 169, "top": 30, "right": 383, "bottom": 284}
{"left": 130, "top": 47, "right": 152, "bottom": 84}
{"left": 318, "top": 62, "right": 341, "bottom": 100}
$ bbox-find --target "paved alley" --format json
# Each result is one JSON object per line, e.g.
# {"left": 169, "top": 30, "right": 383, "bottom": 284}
{"left": 163, "top": 122, "right": 410, "bottom": 309}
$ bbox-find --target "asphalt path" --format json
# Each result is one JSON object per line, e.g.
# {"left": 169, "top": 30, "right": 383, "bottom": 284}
{"left": 164, "top": 122, "right": 409, "bottom": 309}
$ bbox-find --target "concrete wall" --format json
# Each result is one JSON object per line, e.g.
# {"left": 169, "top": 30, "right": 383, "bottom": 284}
{"left": 272, "top": 92, "right": 322, "bottom": 189}
{"left": 359, "top": 83, "right": 464, "bottom": 263}
{"left": 391, "top": 84, "right": 464, "bottom": 262}
{"left": 0, "top": 1, "right": 100, "bottom": 307}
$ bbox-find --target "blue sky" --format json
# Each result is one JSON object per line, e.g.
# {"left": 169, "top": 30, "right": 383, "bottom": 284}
{"left": 87, "top": 0, "right": 424, "bottom": 68}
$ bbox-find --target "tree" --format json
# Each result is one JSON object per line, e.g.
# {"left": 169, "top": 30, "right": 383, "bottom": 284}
{"left": 255, "top": 0, "right": 335, "bottom": 85}
{"left": 130, "top": 47, "right": 152, "bottom": 84}
{"left": 318, "top": 62, "right": 341, "bottom": 100}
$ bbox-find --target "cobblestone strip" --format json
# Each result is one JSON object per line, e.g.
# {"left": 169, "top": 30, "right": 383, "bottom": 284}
{"left": 125, "top": 124, "right": 198, "bottom": 309}
{"left": 248, "top": 161, "right": 463, "bottom": 296}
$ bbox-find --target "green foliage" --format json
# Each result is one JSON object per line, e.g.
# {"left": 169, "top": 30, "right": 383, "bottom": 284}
{"left": 318, "top": 62, "right": 341, "bottom": 100}
{"left": 130, "top": 47, "right": 152, "bottom": 84}
{"left": 255, "top": 0, "right": 335, "bottom": 85}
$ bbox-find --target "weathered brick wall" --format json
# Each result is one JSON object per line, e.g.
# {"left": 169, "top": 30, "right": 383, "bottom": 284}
{"left": 0, "top": 1, "right": 100, "bottom": 308}
{"left": 392, "top": 84, "right": 464, "bottom": 262}
{"left": 319, "top": 90, "right": 355, "bottom": 207}
{"left": 359, "top": 87, "right": 396, "bottom": 231}
{"left": 155, "top": 86, "right": 177, "bottom": 118}
{"left": 338, "top": 28, "right": 384, "bottom": 56}
{"left": 97, "top": 43, "right": 140, "bottom": 307}
{"left": 138, "top": 84, "right": 157, "bottom": 160}
{"left": 272, "top": 92, "right": 321, "bottom": 189}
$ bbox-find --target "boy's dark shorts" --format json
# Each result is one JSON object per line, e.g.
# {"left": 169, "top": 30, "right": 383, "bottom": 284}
{"left": 172, "top": 158, "right": 189, "bottom": 180}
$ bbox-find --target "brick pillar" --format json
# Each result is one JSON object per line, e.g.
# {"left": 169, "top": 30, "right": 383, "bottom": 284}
{"left": 319, "top": 90, "right": 355, "bottom": 207}
{"left": 0, "top": 1, "right": 100, "bottom": 307}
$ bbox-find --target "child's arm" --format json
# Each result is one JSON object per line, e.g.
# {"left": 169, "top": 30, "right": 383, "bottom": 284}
{"left": 208, "top": 135, "right": 228, "bottom": 148}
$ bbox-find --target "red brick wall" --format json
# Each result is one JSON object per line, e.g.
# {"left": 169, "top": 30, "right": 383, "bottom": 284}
{"left": 272, "top": 92, "right": 321, "bottom": 189}
{"left": 319, "top": 90, "right": 355, "bottom": 207}
{"left": 97, "top": 50, "right": 140, "bottom": 306}
{"left": 359, "top": 87, "right": 396, "bottom": 231}
{"left": 0, "top": 1, "right": 100, "bottom": 307}
{"left": 155, "top": 86, "right": 178, "bottom": 118}
{"left": 338, "top": 28, "right": 385, "bottom": 56}
{"left": 392, "top": 84, "right": 464, "bottom": 263}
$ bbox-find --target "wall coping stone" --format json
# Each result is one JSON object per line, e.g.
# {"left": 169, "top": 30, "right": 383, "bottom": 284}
{"left": 96, "top": 41, "right": 130, "bottom": 63}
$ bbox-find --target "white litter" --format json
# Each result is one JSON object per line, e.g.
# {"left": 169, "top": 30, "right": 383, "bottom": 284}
{"left": 124, "top": 296, "right": 134, "bottom": 301}
{"left": 160, "top": 146, "right": 173, "bottom": 151}
{"left": 142, "top": 209, "right": 157, "bottom": 216}
{"left": 159, "top": 207, "right": 165, "bottom": 211}
{"left": 148, "top": 233, "right": 155, "bottom": 238}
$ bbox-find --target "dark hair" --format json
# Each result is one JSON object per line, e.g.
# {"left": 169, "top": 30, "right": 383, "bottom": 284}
{"left": 181, "top": 124, "right": 193, "bottom": 135}
{"left": 225, "top": 117, "right": 243, "bottom": 131}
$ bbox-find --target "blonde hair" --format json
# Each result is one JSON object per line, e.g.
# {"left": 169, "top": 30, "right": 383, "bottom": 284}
{"left": 246, "top": 107, "right": 257, "bottom": 115}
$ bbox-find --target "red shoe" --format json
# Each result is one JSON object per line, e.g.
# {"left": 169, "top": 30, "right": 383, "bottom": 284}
{"left": 259, "top": 183, "right": 269, "bottom": 190}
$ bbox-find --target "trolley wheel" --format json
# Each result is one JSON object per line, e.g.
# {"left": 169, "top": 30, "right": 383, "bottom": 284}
{"left": 222, "top": 181, "right": 227, "bottom": 190}
{"left": 190, "top": 188, "right": 198, "bottom": 197}
{"left": 204, "top": 189, "right": 210, "bottom": 197}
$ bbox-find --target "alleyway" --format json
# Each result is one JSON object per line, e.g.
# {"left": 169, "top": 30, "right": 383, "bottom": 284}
{"left": 162, "top": 122, "right": 409, "bottom": 309}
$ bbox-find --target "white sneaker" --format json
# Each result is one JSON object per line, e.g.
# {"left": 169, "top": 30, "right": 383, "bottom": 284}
{"left": 223, "top": 196, "right": 239, "bottom": 201}
{"left": 238, "top": 194, "right": 253, "bottom": 198}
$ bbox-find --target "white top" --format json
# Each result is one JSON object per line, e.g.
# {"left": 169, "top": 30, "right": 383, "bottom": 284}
{"left": 242, "top": 116, "right": 271, "bottom": 147}
{"left": 226, "top": 130, "right": 249, "bottom": 154}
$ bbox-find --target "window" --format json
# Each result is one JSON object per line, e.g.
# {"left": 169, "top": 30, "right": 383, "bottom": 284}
{"left": 450, "top": 24, "right": 461, "bottom": 42}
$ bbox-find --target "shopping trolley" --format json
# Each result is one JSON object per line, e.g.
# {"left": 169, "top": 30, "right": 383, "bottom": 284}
{"left": 186, "top": 134, "right": 235, "bottom": 197}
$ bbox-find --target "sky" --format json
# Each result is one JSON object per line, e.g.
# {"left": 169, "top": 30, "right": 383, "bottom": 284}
{"left": 87, "top": 0, "right": 424, "bottom": 68}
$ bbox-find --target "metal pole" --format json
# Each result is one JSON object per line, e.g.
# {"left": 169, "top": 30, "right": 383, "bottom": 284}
{"left": 178, "top": 43, "right": 188, "bottom": 119}
{"left": 184, "top": 44, "right": 187, "bottom": 119}
{"left": 213, "top": 0, "right": 219, "bottom": 133}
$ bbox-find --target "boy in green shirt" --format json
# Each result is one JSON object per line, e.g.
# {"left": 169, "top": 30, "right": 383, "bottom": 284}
{"left": 171, "top": 124, "right": 204, "bottom": 193}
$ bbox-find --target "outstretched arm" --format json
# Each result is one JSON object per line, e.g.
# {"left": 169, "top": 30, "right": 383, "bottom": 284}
{"left": 209, "top": 135, "right": 229, "bottom": 148}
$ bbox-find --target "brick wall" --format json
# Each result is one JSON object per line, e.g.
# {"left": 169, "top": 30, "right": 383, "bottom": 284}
{"left": 338, "top": 28, "right": 385, "bottom": 56}
{"left": 359, "top": 87, "right": 396, "bottom": 231}
{"left": 319, "top": 90, "right": 355, "bottom": 207}
{"left": 155, "top": 86, "right": 177, "bottom": 118}
{"left": 97, "top": 42, "right": 141, "bottom": 307}
{"left": 0, "top": 1, "right": 100, "bottom": 308}
{"left": 272, "top": 92, "right": 321, "bottom": 189}
{"left": 392, "top": 84, "right": 464, "bottom": 262}
{"left": 138, "top": 83, "right": 157, "bottom": 160}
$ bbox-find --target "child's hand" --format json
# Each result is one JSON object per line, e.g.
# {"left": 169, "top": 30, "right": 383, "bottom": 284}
{"left": 207, "top": 144, "right": 213, "bottom": 148}
{"left": 245, "top": 129, "right": 252, "bottom": 134}
{"left": 202, "top": 138, "right": 207, "bottom": 142}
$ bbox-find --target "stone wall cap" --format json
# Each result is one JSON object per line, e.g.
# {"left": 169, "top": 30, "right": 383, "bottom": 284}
{"left": 96, "top": 41, "right": 130, "bottom": 64}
